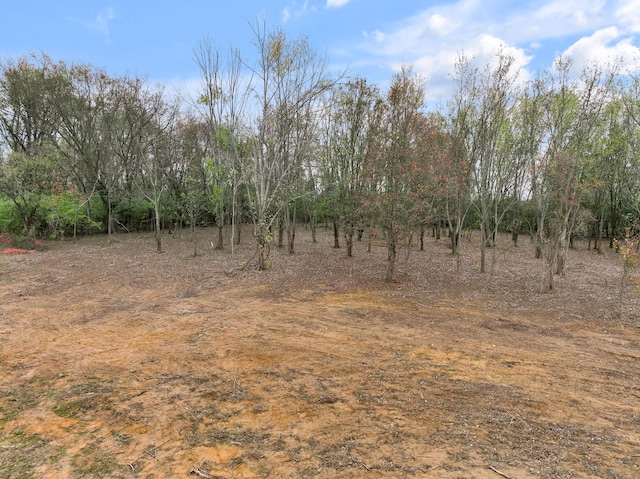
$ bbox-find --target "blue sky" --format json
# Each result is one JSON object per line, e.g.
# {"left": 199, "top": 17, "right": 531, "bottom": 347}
{"left": 1, "top": 1, "right": 639, "bottom": 105}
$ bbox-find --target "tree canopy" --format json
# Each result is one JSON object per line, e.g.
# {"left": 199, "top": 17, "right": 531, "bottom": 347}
{"left": 1, "top": 26, "right": 640, "bottom": 283}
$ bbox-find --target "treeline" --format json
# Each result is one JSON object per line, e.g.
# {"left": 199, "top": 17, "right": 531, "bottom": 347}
{"left": 1, "top": 23, "right": 639, "bottom": 286}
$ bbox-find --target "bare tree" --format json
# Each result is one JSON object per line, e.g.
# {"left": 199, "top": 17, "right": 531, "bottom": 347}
{"left": 533, "top": 58, "right": 615, "bottom": 290}
{"left": 170, "top": 116, "right": 211, "bottom": 256}
{"left": 125, "top": 82, "right": 178, "bottom": 253}
{"left": 363, "top": 67, "right": 436, "bottom": 281}
{"left": 246, "top": 22, "right": 335, "bottom": 269}
{"left": 449, "top": 52, "right": 521, "bottom": 273}
{"left": 193, "top": 39, "right": 251, "bottom": 254}
{"left": 618, "top": 72, "right": 640, "bottom": 225}
{"left": 321, "top": 77, "right": 380, "bottom": 257}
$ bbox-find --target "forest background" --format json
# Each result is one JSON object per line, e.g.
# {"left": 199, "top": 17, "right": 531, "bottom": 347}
{"left": 1, "top": 22, "right": 640, "bottom": 289}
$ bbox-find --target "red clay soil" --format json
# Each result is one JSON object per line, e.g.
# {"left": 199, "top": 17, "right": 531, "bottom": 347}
{"left": 2, "top": 249, "right": 36, "bottom": 254}
{"left": 0, "top": 227, "right": 639, "bottom": 478}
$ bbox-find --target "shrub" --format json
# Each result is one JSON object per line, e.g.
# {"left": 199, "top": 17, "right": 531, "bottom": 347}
{"left": 40, "top": 191, "right": 103, "bottom": 238}
{"left": 114, "top": 197, "right": 153, "bottom": 231}
{"left": 0, "top": 196, "right": 21, "bottom": 234}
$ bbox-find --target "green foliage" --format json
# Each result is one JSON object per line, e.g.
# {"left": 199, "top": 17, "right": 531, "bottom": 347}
{"left": 0, "top": 192, "right": 48, "bottom": 235}
{"left": 0, "top": 146, "right": 65, "bottom": 235}
{"left": 41, "top": 191, "right": 103, "bottom": 238}
{"left": 0, "top": 195, "right": 22, "bottom": 234}
{"left": 114, "top": 196, "right": 153, "bottom": 230}
{"left": 180, "top": 173, "right": 209, "bottom": 223}
{"left": 1, "top": 191, "right": 104, "bottom": 238}
{"left": 89, "top": 195, "right": 107, "bottom": 225}
{"left": 160, "top": 193, "right": 181, "bottom": 226}
{"left": 204, "top": 157, "right": 228, "bottom": 205}
{"left": 312, "top": 193, "right": 334, "bottom": 224}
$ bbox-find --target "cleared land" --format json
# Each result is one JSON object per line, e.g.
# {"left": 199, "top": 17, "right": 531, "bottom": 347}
{"left": 1, "top": 227, "right": 639, "bottom": 478}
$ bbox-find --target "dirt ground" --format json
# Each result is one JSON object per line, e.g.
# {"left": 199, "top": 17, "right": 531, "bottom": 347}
{"left": 0, "top": 226, "right": 639, "bottom": 478}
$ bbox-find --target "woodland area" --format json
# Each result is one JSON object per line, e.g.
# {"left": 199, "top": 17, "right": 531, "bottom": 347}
{"left": 2, "top": 23, "right": 640, "bottom": 479}
{"left": 1, "top": 23, "right": 640, "bottom": 287}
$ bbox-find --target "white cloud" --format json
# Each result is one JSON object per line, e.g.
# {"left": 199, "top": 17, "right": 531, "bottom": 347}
{"left": 360, "top": 1, "right": 480, "bottom": 58}
{"left": 474, "top": 34, "right": 532, "bottom": 69}
{"left": 86, "top": 7, "right": 115, "bottom": 37}
{"left": 616, "top": 0, "right": 640, "bottom": 32}
{"left": 501, "top": 0, "right": 636, "bottom": 50}
{"left": 282, "top": 0, "right": 317, "bottom": 23}
{"left": 69, "top": 7, "right": 116, "bottom": 40}
{"left": 327, "top": 0, "right": 350, "bottom": 7}
{"left": 355, "top": 2, "right": 535, "bottom": 102}
{"left": 427, "top": 13, "right": 458, "bottom": 36}
{"left": 349, "top": 0, "right": 639, "bottom": 102}
{"left": 282, "top": 7, "right": 291, "bottom": 23}
{"left": 410, "top": 50, "right": 461, "bottom": 102}
{"left": 561, "top": 26, "right": 640, "bottom": 74}
{"left": 372, "top": 30, "right": 385, "bottom": 42}
{"left": 408, "top": 34, "right": 532, "bottom": 102}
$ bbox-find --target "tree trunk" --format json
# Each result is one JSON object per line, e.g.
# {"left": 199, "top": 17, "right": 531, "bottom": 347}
{"left": 310, "top": 212, "right": 317, "bottom": 243}
{"left": 386, "top": 234, "right": 397, "bottom": 281}
{"left": 256, "top": 222, "right": 271, "bottom": 270}
{"left": 534, "top": 226, "right": 543, "bottom": 259}
{"left": 547, "top": 262, "right": 555, "bottom": 291}
{"left": 190, "top": 212, "right": 197, "bottom": 257}
{"left": 609, "top": 211, "right": 619, "bottom": 249}
{"left": 450, "top": 227, "right": 459, "bottom": 255}
{"left": 345, "top": 223, "right": 354, "bottom": 257}
{"left": 278, "top": 217, "right": 284, "bottom": 248}
{"left": 535, "top": 244, "right": 543, "bottom": 259}
{"left": 287, "top": 202, "right": 296, "bottom": 254}
{"left": 235, "top": 221, "right": 241, "bottom": 245}
{"left": 556, "top": 251, "right": 565, "bottom": 276}
{"left": 484, "top": 222, "right": 494, "bottom": 248}
{"left": 333, "top": 220, "right": 340, "bottom": 248}
{"left": 419, "top": 224, "right": 425, "bottom": 251}
{"left": 107, "top": 196, "right": 114, "bottom": 244}
{"left": 556, "top": 237, "right": 567, "bottom": 277}
{"left": 216, "top": 222, "right": 224, "bottom": 250}
{"left": 480, "top": 223, "right": 487, "bottom": 273}
{"left": 405, "top": 231, "right": 413, "bottom": 262}
{"left": 491, "top": 230, "right": 498, "bottom": 275}
{"left": 230, "top": 182, "right": 239, "bottom": 255}
{"left": 594, "top": 215, "right": 604, "bottom": 252}
{"left": 154, "top": 202, "right": 162, "bottom": 253}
